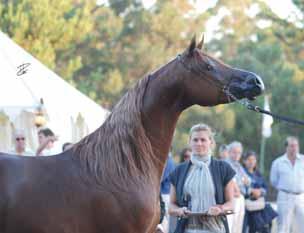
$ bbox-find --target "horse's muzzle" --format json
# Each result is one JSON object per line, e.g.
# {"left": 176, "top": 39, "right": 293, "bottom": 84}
{"left": 229, "top": 70, "right": 265, "bottom": 100}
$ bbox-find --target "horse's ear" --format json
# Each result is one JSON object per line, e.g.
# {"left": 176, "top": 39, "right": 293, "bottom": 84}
{"left": 187, "top": 35, "right": 196, "bottom": 55}
{"left": 197, "top": 34, "right": 204, "bottom": 50}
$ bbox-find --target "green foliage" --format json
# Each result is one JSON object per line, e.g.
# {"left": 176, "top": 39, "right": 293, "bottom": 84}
{"left": 0, "top": 0, "right": 95, "bottom": 78}
{"left": 104, "top": 69, "right": 124, "bottom": 95}
{"left": 1, "top": 0, "right": 304, "bottom": 180}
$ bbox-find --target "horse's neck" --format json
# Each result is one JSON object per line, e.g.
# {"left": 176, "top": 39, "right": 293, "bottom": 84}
{"left": 142, "top": 67, "right": 187, "bottom": 175}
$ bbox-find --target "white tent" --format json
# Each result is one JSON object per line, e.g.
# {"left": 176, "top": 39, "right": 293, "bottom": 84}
{"left": 0, "top": 31, "right": 109, "bottom": 153}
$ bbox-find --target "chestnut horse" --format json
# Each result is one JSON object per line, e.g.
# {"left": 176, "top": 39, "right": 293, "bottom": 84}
{"left": 0, "top": 36, "right": 264, "bottom": 233}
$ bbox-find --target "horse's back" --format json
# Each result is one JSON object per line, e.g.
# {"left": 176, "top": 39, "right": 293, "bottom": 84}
{"left": 0, "top": 153, "right": 26, "bottom": 232}
{"left": 0, "top": 152, "right": 159, "bottom": 233}
{"left": 0, "top": 152, "right": 86, "bottom": 233}
{"left": 0, "top": 152, "right": 63, "bottom": 200}
{"left": 0, "top": 152, "right": 25, "bottom": 201}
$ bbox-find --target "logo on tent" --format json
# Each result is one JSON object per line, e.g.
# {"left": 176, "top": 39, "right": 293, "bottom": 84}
{"left": 17, "top": 63, "right": 31, "bottom": 76}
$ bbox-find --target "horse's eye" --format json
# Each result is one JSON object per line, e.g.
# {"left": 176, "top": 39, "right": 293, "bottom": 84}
{"left": 206, "top": 64, "right": 213, "bottom": 71}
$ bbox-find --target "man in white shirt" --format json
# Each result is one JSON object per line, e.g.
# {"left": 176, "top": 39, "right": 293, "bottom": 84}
{"left": 270, "top": 136, "right": 304, "bottom": 233}
{"left": 36, "top": 128, "right": 59, "bottom": 156}
{"left": 9, "top": 129, "right": 34, "bottom": 156}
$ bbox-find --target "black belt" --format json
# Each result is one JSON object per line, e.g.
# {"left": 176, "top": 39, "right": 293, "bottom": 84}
{"left": 280, "top": 189, "right": 304, "bottom": 195}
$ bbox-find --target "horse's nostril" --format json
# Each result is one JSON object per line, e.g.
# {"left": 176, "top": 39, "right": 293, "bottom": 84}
{"left": 255, "top": 75, "right": 265, "bottom": 91}
{"left": 255, "top": 77, "right": 261, "bottom": 85}
{"left": 247, "top": 74, "right": 264, "bottom": 92}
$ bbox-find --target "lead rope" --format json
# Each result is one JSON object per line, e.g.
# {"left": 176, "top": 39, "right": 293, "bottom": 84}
{"left": 223, "top": 88, "right": 304, "bottom": 126}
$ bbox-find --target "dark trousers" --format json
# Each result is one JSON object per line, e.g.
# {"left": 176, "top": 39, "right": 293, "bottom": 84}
{"left": 242, "top": 211, "right": 271, "bottom": 233}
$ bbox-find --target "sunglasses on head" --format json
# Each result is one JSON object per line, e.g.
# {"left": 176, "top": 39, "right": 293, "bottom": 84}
{"left": 16, "top": 137, "right": 25, "bottom": 141}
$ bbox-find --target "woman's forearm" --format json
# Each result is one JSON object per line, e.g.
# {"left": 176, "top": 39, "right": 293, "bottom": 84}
{"left": 222, "top": 180, "right": 235, "bottom": 212}
{"left": 169, "top": 203, "right": 183, "bottom": 217}
{"left": 218, "top": 200, "right": 233, "bottom": 212}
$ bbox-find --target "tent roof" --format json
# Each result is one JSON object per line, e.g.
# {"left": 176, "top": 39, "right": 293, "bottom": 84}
{"left": 0, "top": 31, "right": 108, "bottom": 141}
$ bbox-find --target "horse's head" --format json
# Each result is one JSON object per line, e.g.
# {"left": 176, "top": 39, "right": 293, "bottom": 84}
{"left": 179, "top": 36, "right": 264, "bottom": 106}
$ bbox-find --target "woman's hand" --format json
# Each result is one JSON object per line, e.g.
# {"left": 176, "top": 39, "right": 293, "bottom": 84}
{"left": 207, "top": 206, "right": 223, "bottom": 216}
{"left": 177, "top": 207, "right": 189, "bottom": 218}
{"left": 156, "top": 224, "right": 164, "bottom": 233}
{"left": 251, "top": 188, "right": 262, "bottom": 198}
{"left": 242, "top": 176, "right": 250, "bottom": 186}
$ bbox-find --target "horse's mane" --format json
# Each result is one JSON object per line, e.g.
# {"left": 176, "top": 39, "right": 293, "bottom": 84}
{"left": 74, "top": 75, "right": 159, "bottom": 191}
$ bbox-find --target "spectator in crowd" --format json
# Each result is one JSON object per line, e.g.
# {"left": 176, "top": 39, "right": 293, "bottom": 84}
{"left": 218, "top": 144, "right": 229, "bottom": 160}
{"left": 36, "top": 128, "right": 58, "bottom": 156}
{"left": 243, "top": 151, "right": 277, "bottom": 233}
{"left": 62, "top": 142, "right": 73, "bottom": 152}
{"left": 9, "top": 129, "right": 34, "bottom": 156}
{"left": 270, "top": 136, "right": 304, "bottom": 233}
{"left": 156, "top": 194, "right": 166, "bottom": 233}
{"left": 169, "top": 123, "right": 235, "bottom": 233}
{"left": 172, "top": 147, "right": 191, "bottom": 233}
{"left": 160, "top": 152, "right": 176, "bottom": 233}
{"left": 226, "top": 141, "right": 250, "bottom": 233}
{"left": 179, "top": 147, "right": 191, "bottom": 163}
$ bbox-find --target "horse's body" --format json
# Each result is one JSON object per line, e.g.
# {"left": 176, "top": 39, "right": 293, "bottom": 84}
{"left": 0, "top": 153, "right": 156, "bottom": 233}
{"left": 0, "top": 37, "right": 264, "bottom": 233}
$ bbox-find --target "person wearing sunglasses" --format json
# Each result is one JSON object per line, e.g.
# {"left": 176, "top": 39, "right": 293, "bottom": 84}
{"left": 9, "top": 130, "right": 34, "bottom": 156}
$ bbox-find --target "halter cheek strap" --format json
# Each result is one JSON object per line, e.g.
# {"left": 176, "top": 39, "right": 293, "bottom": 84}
{"left": 177, "top": 54, "right": 232, "bottom": 103}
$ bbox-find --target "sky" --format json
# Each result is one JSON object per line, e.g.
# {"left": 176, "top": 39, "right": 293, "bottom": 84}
{"left": 261, "top": 0, "right": 301, "bottom": 19}
{"left": 142, "top": 0, "right": 301, "bottom": 19}
{"left": 96, "top": 0, "right": 302, "bottom": 20}
{"left": 96, "top": 0, "right": 302, "bottom": 39}
{"left": 139, "top": 0, "right": 303, "bottom": 42}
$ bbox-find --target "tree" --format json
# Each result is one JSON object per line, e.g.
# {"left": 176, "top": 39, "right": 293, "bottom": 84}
{"left": 0, "top": 0, "right": 96, "bottom": 81}
{"left": 2, "top": 0, "right": 304, "bottom": 177}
